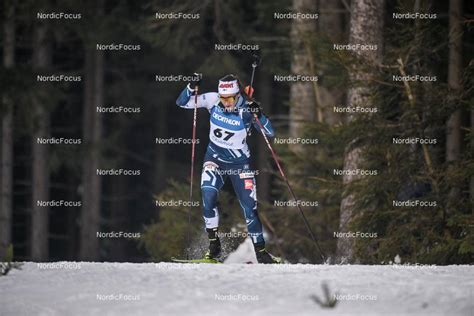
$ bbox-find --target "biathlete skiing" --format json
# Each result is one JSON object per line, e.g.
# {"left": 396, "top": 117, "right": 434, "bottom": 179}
{"left": 175, "top": 74, "right": 282, "bottom": 264}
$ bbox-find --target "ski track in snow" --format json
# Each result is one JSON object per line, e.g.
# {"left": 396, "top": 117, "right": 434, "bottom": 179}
{"left": 0, "top": 262, "right": 473, "bottom": 316}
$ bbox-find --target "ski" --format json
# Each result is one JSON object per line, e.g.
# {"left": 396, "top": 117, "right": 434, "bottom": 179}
{"left": 171, "top": 257, "right": 223, "bottom": 264}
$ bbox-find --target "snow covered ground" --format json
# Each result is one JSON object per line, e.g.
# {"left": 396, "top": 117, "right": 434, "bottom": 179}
{"left": 1, "top": 260, "right": 473, "bottom": 316}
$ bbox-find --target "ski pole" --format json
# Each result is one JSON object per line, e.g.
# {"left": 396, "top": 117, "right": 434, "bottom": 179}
{"left": 248, "top": 56, "right": 326, "bottom": 262}
{"left": 247, "top": 53, "right": 260, "bottom": 97}
{"left": 186, "top": 74, "right": 200, "bottom": 259}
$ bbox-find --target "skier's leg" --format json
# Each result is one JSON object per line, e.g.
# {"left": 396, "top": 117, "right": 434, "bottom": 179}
{"left": 201, "top": 161, "right": 225, "bottom": 258}
{"left": 230, "top": 168, "right": 281, "bottom": 264}
{"left": 229, "top": 169, "right": 264, "bottom": 244}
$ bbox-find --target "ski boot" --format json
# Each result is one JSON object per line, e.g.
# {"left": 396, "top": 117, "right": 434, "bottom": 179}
{"left": 204, "top": 228, "right": 221, "bottom": 260}
{"left": 253, "top": 242, "right": 282, "bottom": 264}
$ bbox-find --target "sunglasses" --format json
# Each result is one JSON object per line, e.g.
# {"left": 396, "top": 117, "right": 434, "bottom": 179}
{"left": 219, "top": 94, "right": 239, "bottom": 103}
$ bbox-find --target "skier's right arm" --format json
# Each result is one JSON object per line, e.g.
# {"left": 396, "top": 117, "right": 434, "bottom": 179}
{"left": 175, "top": 84, "right": 218, "bottom": 110}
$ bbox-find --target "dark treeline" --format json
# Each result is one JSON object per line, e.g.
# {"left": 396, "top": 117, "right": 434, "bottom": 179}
{"left": 0, "top": 0, "right": 473, "bottom": 264}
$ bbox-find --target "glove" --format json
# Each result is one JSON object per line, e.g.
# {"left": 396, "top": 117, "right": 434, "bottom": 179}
{"left": 188, "top": 73, "right": 202, "bottom": 92}
{"left": 244, "top": 85, "right": 254, "bottom": 97}
{"left": 248, "top": 101, "right": 262, "bottom": 118}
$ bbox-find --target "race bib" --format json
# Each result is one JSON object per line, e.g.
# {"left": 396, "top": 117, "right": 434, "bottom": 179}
{"left": 209, "top": 109, "right": 247, "bottom": 149}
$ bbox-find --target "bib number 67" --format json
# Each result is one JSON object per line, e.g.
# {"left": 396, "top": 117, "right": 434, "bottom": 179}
{"left": 213, "top": 128, "right": 234, "bottom": 141}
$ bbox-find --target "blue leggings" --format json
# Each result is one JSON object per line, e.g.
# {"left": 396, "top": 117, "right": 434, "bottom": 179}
{"left": 200, "top": 158, "right": 264, "bottom": 244}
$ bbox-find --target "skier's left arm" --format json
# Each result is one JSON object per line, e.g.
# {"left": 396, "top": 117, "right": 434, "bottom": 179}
{"left": 248, "top": 101, "right": 275, "bottom": 138}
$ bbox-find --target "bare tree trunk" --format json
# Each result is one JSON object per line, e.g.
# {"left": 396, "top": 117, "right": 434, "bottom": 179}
{"left": 318, "top": 0, "right": 346, "bottom": 126}
{"left": 79, "top": 0, "right": 105, "bottom": 261}
{"left": 289, "top": 0, "right": 317, "bottom": 141}
{"left": 446, "top": 0, "right": 463, "bottom": 215}
{"left": 337, "top": 0, "right": 384, "bottom": 263}
{"left": 471, "top": 111, "right": 474, "bottom": 214}
{"left": 0, "top": 0, "right": 15, "bottom": 259}
{"left": 66, "top": 176, "right": 78, "bottom": 259}
{"left": 79, "top": 44, "right": 104, "bottom": 260}
{"left": 154, "top": 87, "right": 167, "bottom": 195}
{"left": 109, "top": 176, "right": 127, "bottom": 261}
{"left": 31, "top": 22, "right": 52, "bottom": 261}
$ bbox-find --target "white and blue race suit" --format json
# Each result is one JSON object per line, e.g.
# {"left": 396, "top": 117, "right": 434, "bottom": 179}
{"left": 176, "top": 85, "right": 274, "bottom": 244}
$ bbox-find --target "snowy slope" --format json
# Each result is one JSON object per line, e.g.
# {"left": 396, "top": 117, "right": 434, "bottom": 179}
{"left": 0, "top": 262, "right": 472, "bottom": 316}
